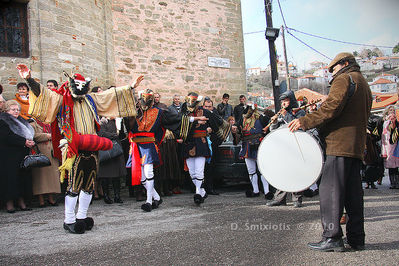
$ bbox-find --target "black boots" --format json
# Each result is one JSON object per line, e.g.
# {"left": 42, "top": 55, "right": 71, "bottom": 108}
{"left": 112, "top": 178, "right": 123, "bottom": 203}
{"left": 101, "top": 178, "right": 123, "bottom": 204}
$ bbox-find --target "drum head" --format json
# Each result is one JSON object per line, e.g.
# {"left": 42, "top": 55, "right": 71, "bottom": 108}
{"left": 257, "top": 127, "right": 323, "bottom": 192}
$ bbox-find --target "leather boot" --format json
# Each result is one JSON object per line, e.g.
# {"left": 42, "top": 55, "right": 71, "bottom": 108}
{"left": 101, "top": 179, "right": 113, "bottom": 204}
{"left": 112, "top": 178, "right": 123, "bottom": 203}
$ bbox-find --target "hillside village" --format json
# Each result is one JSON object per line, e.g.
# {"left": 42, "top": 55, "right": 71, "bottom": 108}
{"left": 246, "top": 53, "right": 399, "bottom": 113}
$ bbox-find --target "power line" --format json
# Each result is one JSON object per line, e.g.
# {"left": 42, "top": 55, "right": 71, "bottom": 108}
{"left": 248, "top": 51, "right": 269, "bottom": 68}
{"left": 244, "top": 30, "right": 264, "bottom": 35}
{"left": 277, "top": 0, "right": 287, "bottom": 28}
{"left": 286, "top": 31, "right": 332, "bottom": 60}
{"left": 287, "top": 27, "right": 395, "bottom": 49}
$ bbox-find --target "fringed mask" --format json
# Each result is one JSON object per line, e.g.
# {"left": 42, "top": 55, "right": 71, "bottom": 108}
{"left": 185, "top": 94, "right": 203, "bottom": 112}
{"left": 138, "top": 89, "right": 155, "bottom": 110}
{"left": 70, "top": 73, "right": 91, "bottom": 96}
{"left": 244, "top": 102, "right": 257, "bottom": 118}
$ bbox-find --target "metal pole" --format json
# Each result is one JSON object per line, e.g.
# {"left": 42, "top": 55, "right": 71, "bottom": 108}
{"left": 281, "top": 25, "right": 290, "bottom": 90}
{"left": 264, "top": 0, "right": 280, "bottom": 112}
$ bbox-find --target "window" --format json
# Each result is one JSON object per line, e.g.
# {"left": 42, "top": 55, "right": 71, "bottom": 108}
{"left": 0, "top": 2, "right": 29, "bottom": 58}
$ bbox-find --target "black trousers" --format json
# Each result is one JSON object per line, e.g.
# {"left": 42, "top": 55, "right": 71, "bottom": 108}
{"left": 319, "top": 156, "right": 365, "bottom": 246}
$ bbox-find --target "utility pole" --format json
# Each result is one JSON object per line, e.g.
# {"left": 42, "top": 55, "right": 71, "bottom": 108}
{"left": 264, "top": 0, "right": 280, "bottom": 112}
{"left": 281, "top": 25, "right": 290, "bottom": 90}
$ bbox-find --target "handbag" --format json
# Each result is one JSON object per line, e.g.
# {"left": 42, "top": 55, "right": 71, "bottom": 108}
{"left": 99, "top": 140, "right": 123, "bottom": 163}
{"left": 20, "top": 145, "right": 51, "bottom": 169}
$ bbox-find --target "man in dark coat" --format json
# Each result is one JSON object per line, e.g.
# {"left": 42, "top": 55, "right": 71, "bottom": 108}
{"left": 216, "top": 93, "right": 233, "bottom": 120}
{"left": 289, "top": 52, "right": 372, "bottom": 252}
{"left": 233, "top": 95, "right": 246, "bottom": 124}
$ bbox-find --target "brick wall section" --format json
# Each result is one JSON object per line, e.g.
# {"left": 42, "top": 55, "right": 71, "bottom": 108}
{"left": 0, "top": 0, "right": 115, "bottom": 100}
{"left": 112, "top": 0, "right": 246, "bottom": 105}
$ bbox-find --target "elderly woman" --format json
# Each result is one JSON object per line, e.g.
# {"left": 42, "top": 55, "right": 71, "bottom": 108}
{"left": 30, "top": 119, "right": 61, "bottom": 207}
{"left": 0, "top": 100, "right": 35, "bottom": 213}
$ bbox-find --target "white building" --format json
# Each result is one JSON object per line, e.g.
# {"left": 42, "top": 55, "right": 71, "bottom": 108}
{"left": 369, "top": 78, "right": 397, "bottom": 93}
{"left": 313, "top": 66, "right": 332, "bottom": 81}
{"left": 373, "top": 73, "right": 398, "bottom": 83}
{"left": 247, "top": 67, "right": 261, "bottom": 76}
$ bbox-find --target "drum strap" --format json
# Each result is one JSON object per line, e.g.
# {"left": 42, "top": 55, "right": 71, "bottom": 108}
{"left": 347, "top": 74, "right": 355, "bottom": 99}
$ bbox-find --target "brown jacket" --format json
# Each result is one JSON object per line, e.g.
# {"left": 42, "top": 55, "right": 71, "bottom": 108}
{"left": 299, "top": 65, "right": 372, "bottom": 160}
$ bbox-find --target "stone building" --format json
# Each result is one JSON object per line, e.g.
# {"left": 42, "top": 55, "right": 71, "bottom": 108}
{"left": 0, "top": 0, "right": 246, "bottom": 105}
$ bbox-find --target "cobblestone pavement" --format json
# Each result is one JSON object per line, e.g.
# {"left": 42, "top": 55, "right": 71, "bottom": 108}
{"left": 0, "top": 178, "right": 398, "bottom": 265}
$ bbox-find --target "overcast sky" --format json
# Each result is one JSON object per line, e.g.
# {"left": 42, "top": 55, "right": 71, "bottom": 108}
{"left": 241, "top": 0, "right": 399, "bottom": 71}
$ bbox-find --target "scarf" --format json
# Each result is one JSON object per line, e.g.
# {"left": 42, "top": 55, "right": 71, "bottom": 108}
{"left": 51, "top": 82, "right": 101, "bottom": 160}
{"left": 0, "top": 112, "right": 34, "bottom": 140}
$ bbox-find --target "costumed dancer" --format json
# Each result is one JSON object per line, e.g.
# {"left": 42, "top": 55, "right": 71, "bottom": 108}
{"left": 17, "top": 64, "right": 141, "bottom": 234}
{"left": 178, "top": 92, "right": 229, "bottom": 205}
{"left": 127, "top": 89, "right": 208, "bottom": 212}
{"left": 232, "top": 103, "right": 273, "bottom": 200}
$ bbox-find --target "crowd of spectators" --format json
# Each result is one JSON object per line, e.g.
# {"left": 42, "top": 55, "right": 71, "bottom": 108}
{"left": 0, "top": 80, "right": 396, "bottom": 214}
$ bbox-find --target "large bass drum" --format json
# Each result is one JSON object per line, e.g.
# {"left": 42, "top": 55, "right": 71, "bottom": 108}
{"left": 257, "top": 127, "right": 323, "bottom": 192}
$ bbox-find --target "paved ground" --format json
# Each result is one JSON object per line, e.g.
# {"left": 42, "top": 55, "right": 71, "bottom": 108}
{"left": 0, "top": 178, "right": 398, "bottom": 265}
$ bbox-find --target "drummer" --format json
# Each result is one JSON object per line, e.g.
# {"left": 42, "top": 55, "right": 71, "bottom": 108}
{"left": 266, "top": 90, "right": 306, "bottom": 208}
{"left": 288, "top": 52, "right": 372, "bottom": 252}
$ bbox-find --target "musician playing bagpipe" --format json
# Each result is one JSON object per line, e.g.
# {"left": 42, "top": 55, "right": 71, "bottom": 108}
{"left": 232, "top": 103, "right": 274, "bottom": 200}
{"left": 17, "top": 64, "right": 141, "bottom": 234}
{"left": 178, "top": 92, "right": 231, "bottom": 205}
{"left": 266, "top": 90, "right": 306, "bottom": 208}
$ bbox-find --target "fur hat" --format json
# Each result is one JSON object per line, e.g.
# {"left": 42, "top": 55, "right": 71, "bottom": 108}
{"left": 327, "top": 52, "right": 355, "bottom": 73}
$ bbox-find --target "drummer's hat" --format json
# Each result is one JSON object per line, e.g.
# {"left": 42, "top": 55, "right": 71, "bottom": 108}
{"left": 327, "top": 52, "right": 355, "bottom": 73}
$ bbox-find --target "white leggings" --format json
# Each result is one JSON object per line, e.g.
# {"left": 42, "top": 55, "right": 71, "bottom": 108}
{"left": 186, "top": 157, "right": 206, "bottom": 197}
{"left": 141, "top": 164, "right": 160, "bottom": 204}
{"left": 245, "top": 158, "right": 269, "bottom": 194}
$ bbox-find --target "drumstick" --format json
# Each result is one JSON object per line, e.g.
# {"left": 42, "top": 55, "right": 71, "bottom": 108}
{"left": 292, "top": 132, "right": 305, "bottom": 163}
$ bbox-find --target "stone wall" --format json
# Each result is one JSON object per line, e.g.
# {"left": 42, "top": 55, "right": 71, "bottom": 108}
{"left": 1, "top": 0, "right": 246, "bottom": 106}
{"left": 1, "top": 0, "right": 115, "bottom": 100}
{"left": 112, "top": 0, "right": 246, "bottom": 105}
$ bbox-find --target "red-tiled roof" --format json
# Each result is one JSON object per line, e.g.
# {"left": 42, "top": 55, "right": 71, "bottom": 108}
{"left": 297, "top": 75, "right": 318, "bottom": 79}
{"left": 371, "top": 78, "right": 395, "bottom": 85}
{"left": 372, "top": 94, "right": 398, "bottom": 109}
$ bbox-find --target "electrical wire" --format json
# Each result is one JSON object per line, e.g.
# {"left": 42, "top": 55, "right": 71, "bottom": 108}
{"left": 244, "top": 30, "right": 264, "bottom": 35}
{"left": 277, "top": 0, "right": 287, "bottom": 28}
{"left": 249, "top": 51, "right": 269, "bottom": 68}
{"left": 286, "top": 31, "right": 332, "bottom": 60}
{"left": 286, "top": 27, "right": 395, "bottom": 49}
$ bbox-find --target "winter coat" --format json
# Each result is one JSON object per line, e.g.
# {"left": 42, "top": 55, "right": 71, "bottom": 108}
{"left": 30, "top": 120, "right": 61, "bottom": 195}
{"left": 299, "top": 64, "right": 372, "bottom": 160}
{"left": 97, "top": 118, "right": 127, "bottom": 178}
{"left": 0, "top": 116, "right": 32, "bottom": 201}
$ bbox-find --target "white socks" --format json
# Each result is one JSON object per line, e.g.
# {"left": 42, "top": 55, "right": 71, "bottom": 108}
{"left": 250, "top": 173, "right": 260, "bottom": 194}
{"left": 260, "top": 175, "right": 269, "bottom": 194}
{"left": 64, "top": 194, "right": 78, "bottom": 224}
{"left": 76, "top": 190, "right": 92, "bottom": 220}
